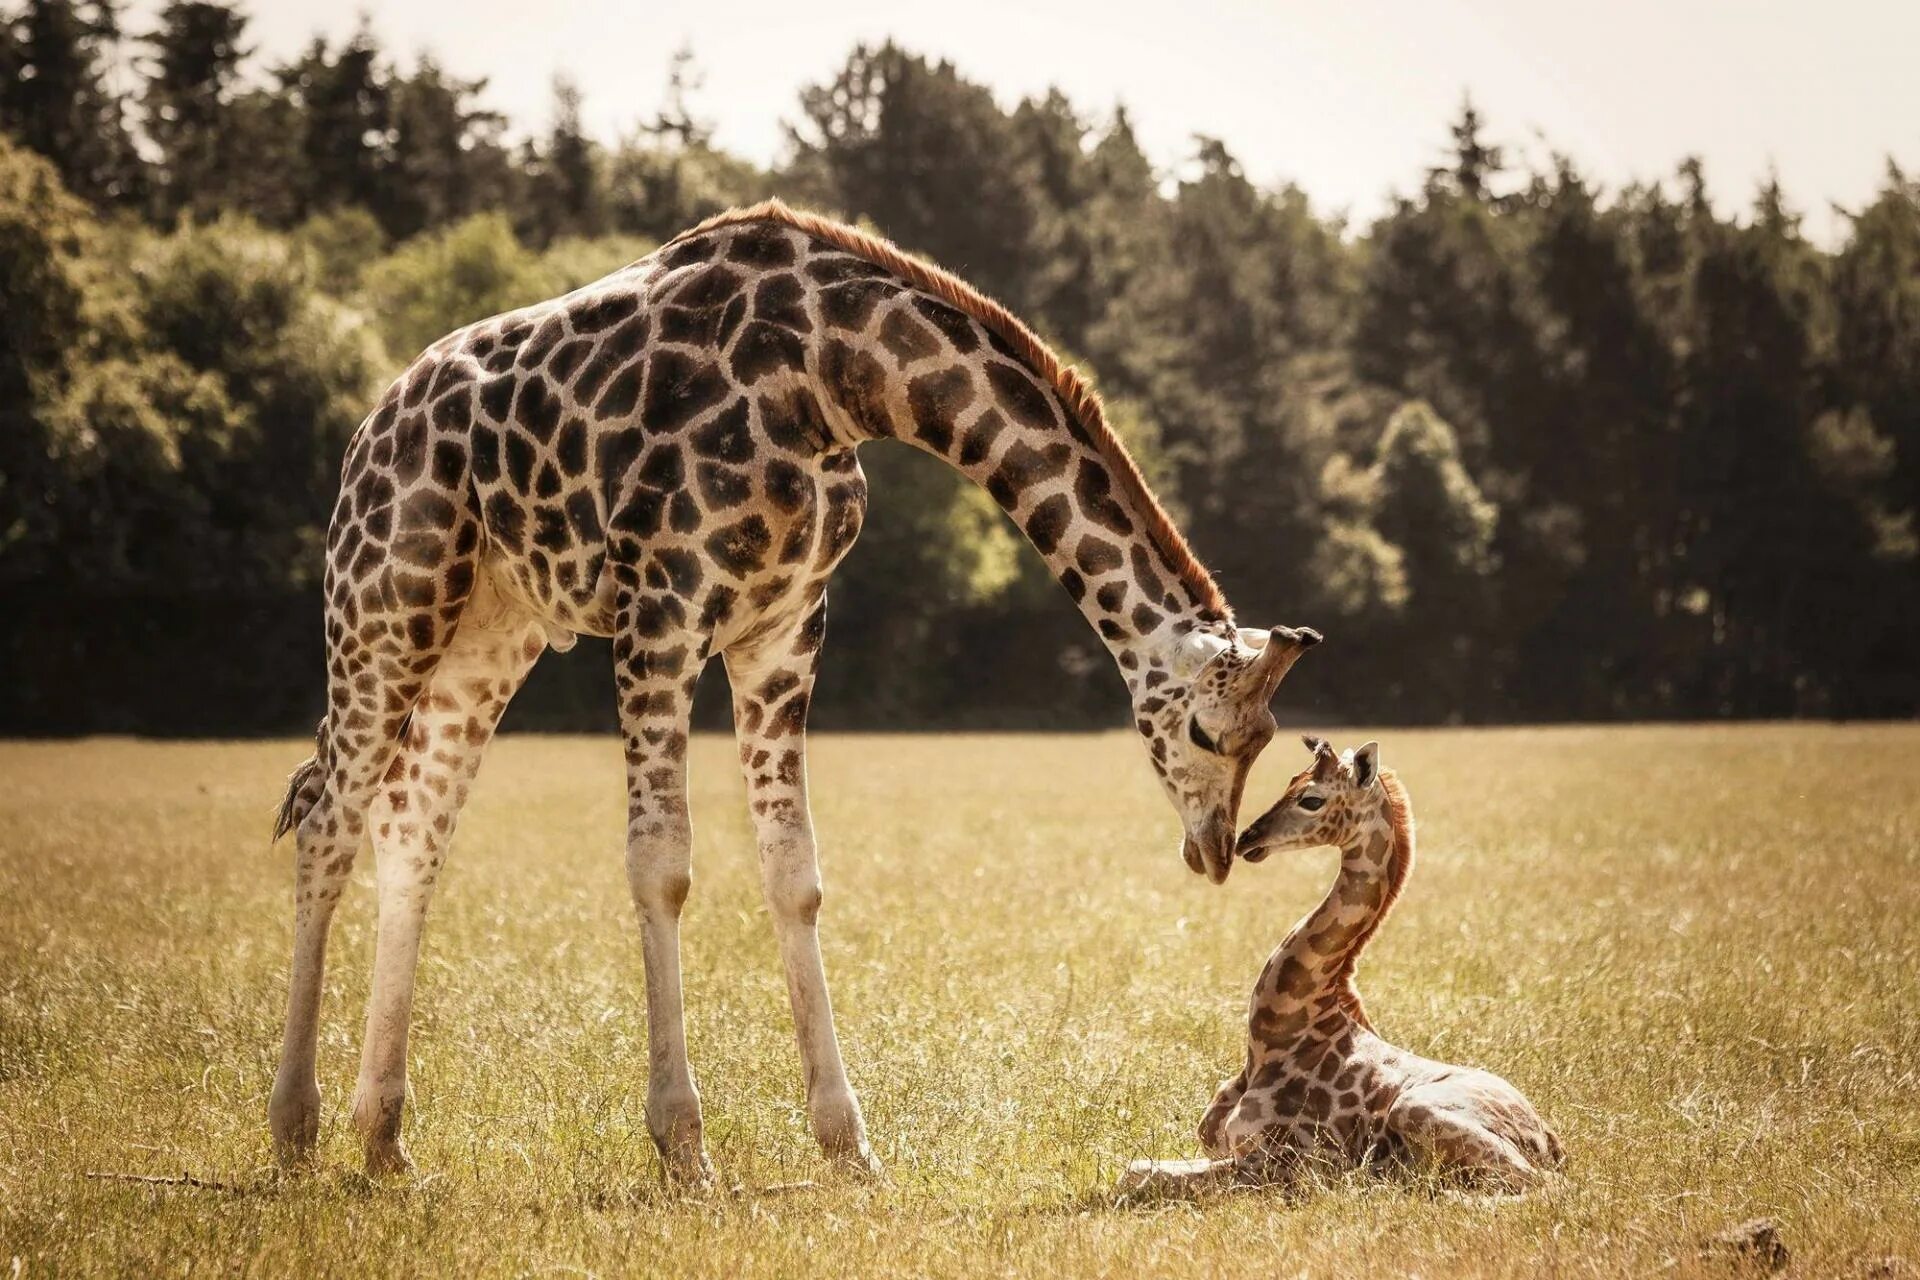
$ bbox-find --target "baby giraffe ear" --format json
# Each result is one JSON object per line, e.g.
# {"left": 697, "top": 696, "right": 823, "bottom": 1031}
{"left": 1352, "top": 741, "right": 1381, "bottom": 789}
{"left": 1300, "top": 734, "right": 1328, "bottom": 755}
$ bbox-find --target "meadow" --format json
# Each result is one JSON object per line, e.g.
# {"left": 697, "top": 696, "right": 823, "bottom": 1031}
{"left": 1, "top": 725, "right": 1915, "bottom": 1277}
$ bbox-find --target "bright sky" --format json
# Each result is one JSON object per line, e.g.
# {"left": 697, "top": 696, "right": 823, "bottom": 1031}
{"left": 150, "top": 0, "right": 1920, "bottom": 245}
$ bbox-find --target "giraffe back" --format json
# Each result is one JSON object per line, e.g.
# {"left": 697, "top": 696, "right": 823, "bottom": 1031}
{"left": 328, "top": 217, "right": 878, "bottom": 669}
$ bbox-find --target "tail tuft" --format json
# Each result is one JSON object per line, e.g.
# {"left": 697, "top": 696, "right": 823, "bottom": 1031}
{"left": 273, "top": 720, "right": 328, "bottom": 843}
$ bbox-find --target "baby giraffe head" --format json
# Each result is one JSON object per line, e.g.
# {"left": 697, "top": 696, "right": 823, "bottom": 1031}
{"left": 1237, "top": 736, "right": 1384, "bottom": 863}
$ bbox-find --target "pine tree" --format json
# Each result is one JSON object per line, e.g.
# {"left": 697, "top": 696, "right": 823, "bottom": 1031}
{"left": 139, "top": 0, "right": 248, "bottom": 222}
{"left": 275, "top": 23, "right": 390, "bottom": 219}
{"left": 523, "top": 74, "right": 602, "bottom": 245}
{"left": 0, "top": 0, "right": 143, "bottom": 204}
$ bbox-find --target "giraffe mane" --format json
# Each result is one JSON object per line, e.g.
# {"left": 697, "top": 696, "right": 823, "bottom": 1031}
{"left": 1333, "top": 768, "right": 1416, "bottom": 1028}
{"left": 669, "top": 199, "right": 1229, "bottom": 620}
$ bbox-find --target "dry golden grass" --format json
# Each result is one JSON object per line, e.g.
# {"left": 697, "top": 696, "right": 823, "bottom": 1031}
{"left": 1, "top": 725, "right": 1916, "bottom": 1277}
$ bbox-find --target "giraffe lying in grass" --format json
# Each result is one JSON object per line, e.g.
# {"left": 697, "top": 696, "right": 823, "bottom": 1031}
{"left": 1121, "top": 737, "right": 1564, "bottom": 1198}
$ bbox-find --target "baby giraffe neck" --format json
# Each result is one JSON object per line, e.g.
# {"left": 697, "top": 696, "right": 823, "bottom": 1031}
{"left": 1251, "top": 774, "right": 1416, "bottom": 1041}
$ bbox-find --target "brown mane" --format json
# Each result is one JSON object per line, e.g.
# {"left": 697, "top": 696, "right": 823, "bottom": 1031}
{"left": 1334, "top": 768, "right": 1416, "bottom": 1029}
{"left": 669, "top": 199, "right": 1227, "bottom": 618}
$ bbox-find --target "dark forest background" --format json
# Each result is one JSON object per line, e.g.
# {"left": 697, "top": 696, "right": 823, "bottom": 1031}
{"left": 3, "top": 1, "right": 1916, "bottom": 734}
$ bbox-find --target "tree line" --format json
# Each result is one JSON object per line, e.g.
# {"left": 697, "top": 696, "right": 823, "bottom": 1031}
{"left": 3, "top": 1, "right": 1914, "bottom": 733}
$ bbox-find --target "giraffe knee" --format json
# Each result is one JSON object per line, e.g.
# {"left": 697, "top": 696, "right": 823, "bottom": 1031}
{"left": 768, "top": 873, "right": 823, "bottom": 926}
{"left": 759, "top": 835, "right": 822, "bottom": 925}
{"left": 626, "top": 817, "right": 693, "bottom": 916}
{"left": 292, "top": 806, "right": 359, "bottom": 901}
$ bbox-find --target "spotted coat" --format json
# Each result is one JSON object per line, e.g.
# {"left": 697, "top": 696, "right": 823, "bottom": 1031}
{"left": 1201, "top": 741, "right": 1565, "bottom": 1191}
{"left": 268, "top": 201, "right": 1321, "bottom": 1183}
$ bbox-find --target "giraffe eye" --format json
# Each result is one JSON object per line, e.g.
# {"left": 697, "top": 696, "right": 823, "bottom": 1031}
{"left": 1187, "top": 717, "right": 1222, "bottom": 755}
{"left": 1298, "top": 795, "right": 1326, "bottom": 812}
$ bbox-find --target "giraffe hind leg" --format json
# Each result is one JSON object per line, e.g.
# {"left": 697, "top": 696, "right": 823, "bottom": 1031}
{"left": 1383, "top": 1090, "right": 1544, "bottom": 1194}
{"left": 269, "top": 624, "right": 455, "bottom": 1167}
{"left": 269, "top": 427, "right": 484, "bottom": 1168}
{"left": 350, "top": 579, "right": 546, "bottom": 1175}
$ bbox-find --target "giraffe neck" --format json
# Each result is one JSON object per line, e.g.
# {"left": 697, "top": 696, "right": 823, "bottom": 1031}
{"left": 812, "top": 297, "right": 1227, "bottom": 682}
{"left": 1250, "top": 777, "right": 1415, "bottom": 1044}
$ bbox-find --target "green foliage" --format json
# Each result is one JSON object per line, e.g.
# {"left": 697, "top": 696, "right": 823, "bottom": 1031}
{"left": 519, "top": 75, "right": 604, "bottom": 245}
{"left": 0, "top": 131, "right": 97, "bottom": 578}
{"left": 0, "top": 145, "right": 380, "bottom": 591}
{"left": 0, "top": 0, "right": 142, "bottom": 205}
{"left": 788, "top": 41, "right": 1040, "bottom": 311}
{"left": 44, "top": 352, "right": 233, "bottom": 581}
{"left": 603, "top": 139, "right": 766, "bottom": 242}
{"left": 378, "top": 56, "right": 513, "bottom": 240}
{"left": 1371, "top": 401, "right": 1498, "bottom": 588}
{"left": 3, "top": 24, "right": 1919, "bottom": 723}
{"left": 359, "top": 209, "right": 656, "bottom": 364}
{"left": 293, "top": 205, "right": 388, "bottom": 296}
{"left": 533, "top": 232, "right": 658, "bottom": 293}
{"left": 140, "top": 1, "right": 249, "bottom": 222}
{"left": 359, "top": 212, "right": 549, "bottom": 361}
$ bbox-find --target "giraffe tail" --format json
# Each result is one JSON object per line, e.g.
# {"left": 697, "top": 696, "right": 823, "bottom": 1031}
{"left": 272, "top": 718, "right": 328, "bottom": 843}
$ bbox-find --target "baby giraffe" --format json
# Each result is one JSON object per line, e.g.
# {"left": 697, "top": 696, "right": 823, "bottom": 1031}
{"left": 1122, "top": 737, "right": 1563, "bottom": 1198}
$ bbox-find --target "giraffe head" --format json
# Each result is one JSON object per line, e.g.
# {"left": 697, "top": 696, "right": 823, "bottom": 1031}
{"left": 1236, "top": 736, "right": 1384, "bottom": 863}
{"left": 1141, "top": 625, "right": 1322, "bottom": 884}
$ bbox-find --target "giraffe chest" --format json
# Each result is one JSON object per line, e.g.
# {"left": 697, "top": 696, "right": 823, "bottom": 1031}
{"left": 1223, "top": 1031, "right": 1405, "bottom": 1164}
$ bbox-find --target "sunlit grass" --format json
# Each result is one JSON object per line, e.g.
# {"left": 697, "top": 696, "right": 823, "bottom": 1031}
{"left": 2, "top": 726, "right": 1916, "bottom": 1276}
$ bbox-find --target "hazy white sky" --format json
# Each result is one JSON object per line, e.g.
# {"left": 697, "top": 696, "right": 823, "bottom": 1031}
{"left": 177, "top": 0, "right": 1920, "bottom": 243}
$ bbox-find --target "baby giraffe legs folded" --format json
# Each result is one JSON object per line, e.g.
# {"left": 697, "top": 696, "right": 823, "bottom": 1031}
{"left": 1385, "top": 1076, "right": 1565, "bottom": 1193}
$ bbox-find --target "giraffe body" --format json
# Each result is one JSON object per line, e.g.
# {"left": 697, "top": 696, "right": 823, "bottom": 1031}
{"left": 1124, "top": 738, "right": 1562, "bottom": 1199}
{"left": 267, "top": 201, "right": 1320, "bottom": 1181}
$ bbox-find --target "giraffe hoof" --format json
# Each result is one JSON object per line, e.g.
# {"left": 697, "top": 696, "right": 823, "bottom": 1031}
{"left": 363, "top": 1139, "right": 415, "bottom": 1178}
{"left": 271, "top": 1138, "right": 320, "bottom": 1173}
{"left": 829, "top": 1142, "right": 886, "bottom": 1181}
{"left": 660, "top": 1150, "right": 717, "bottom": 1192}
{"left": 268, "top": 1081, "right": 322, "bottom": 1170}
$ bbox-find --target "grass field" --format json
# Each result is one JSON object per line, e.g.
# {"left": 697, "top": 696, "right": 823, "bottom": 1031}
{"left": 1, "top": 725, "right": 1916, "bottom": 1276}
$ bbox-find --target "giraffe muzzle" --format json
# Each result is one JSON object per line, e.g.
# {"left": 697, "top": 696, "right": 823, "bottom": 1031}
{"left": 1184, "top": 818, "right": 1236, "bottom": 884}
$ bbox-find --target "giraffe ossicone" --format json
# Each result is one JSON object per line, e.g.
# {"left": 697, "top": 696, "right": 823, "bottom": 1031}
{"left": 266, "top": 200, "right": 1319, "bottom": 1182}
{"left": 1121, "top": 737, "right": 1565, "bottom": 1200}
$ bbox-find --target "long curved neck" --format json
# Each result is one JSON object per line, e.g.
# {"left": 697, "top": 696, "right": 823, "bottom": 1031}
{"left": 1250, "top": 778, "right": 1415, "bottom": 1044}
{"left": 810, "top": 285, "right": 1229, "bottom": 680}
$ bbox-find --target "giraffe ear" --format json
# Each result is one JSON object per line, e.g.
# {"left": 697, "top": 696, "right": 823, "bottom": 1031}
{"left": 1171, "top": 630, "right": 1230, "bottom": 679}
{"left": 1231, "top": 625, "right": 1322, "bottom": 702}
{"left": 1352, "top": 741, "right": 1380, "bottom": 789}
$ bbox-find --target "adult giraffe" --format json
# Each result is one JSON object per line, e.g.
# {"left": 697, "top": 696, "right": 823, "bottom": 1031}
{"left": 269, "top": 200, "right": 1321, "bottom": 1183}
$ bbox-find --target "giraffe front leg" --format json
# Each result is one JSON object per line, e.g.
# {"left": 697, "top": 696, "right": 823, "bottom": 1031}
{"left": 726, "top": 602, "right": 879, "bottom": 1177}
{"left": 1197, "top": 1061, "right": 1249, "bottom": 1157}
{"left": 614, "top": 629, "right": 712, "bottom": 1188}
{"left": 350, "top": 605, "right": 545, "bottom": 1176}
{"left": 1116, "top": 1157, "right": 1240, "bottom": 1202}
